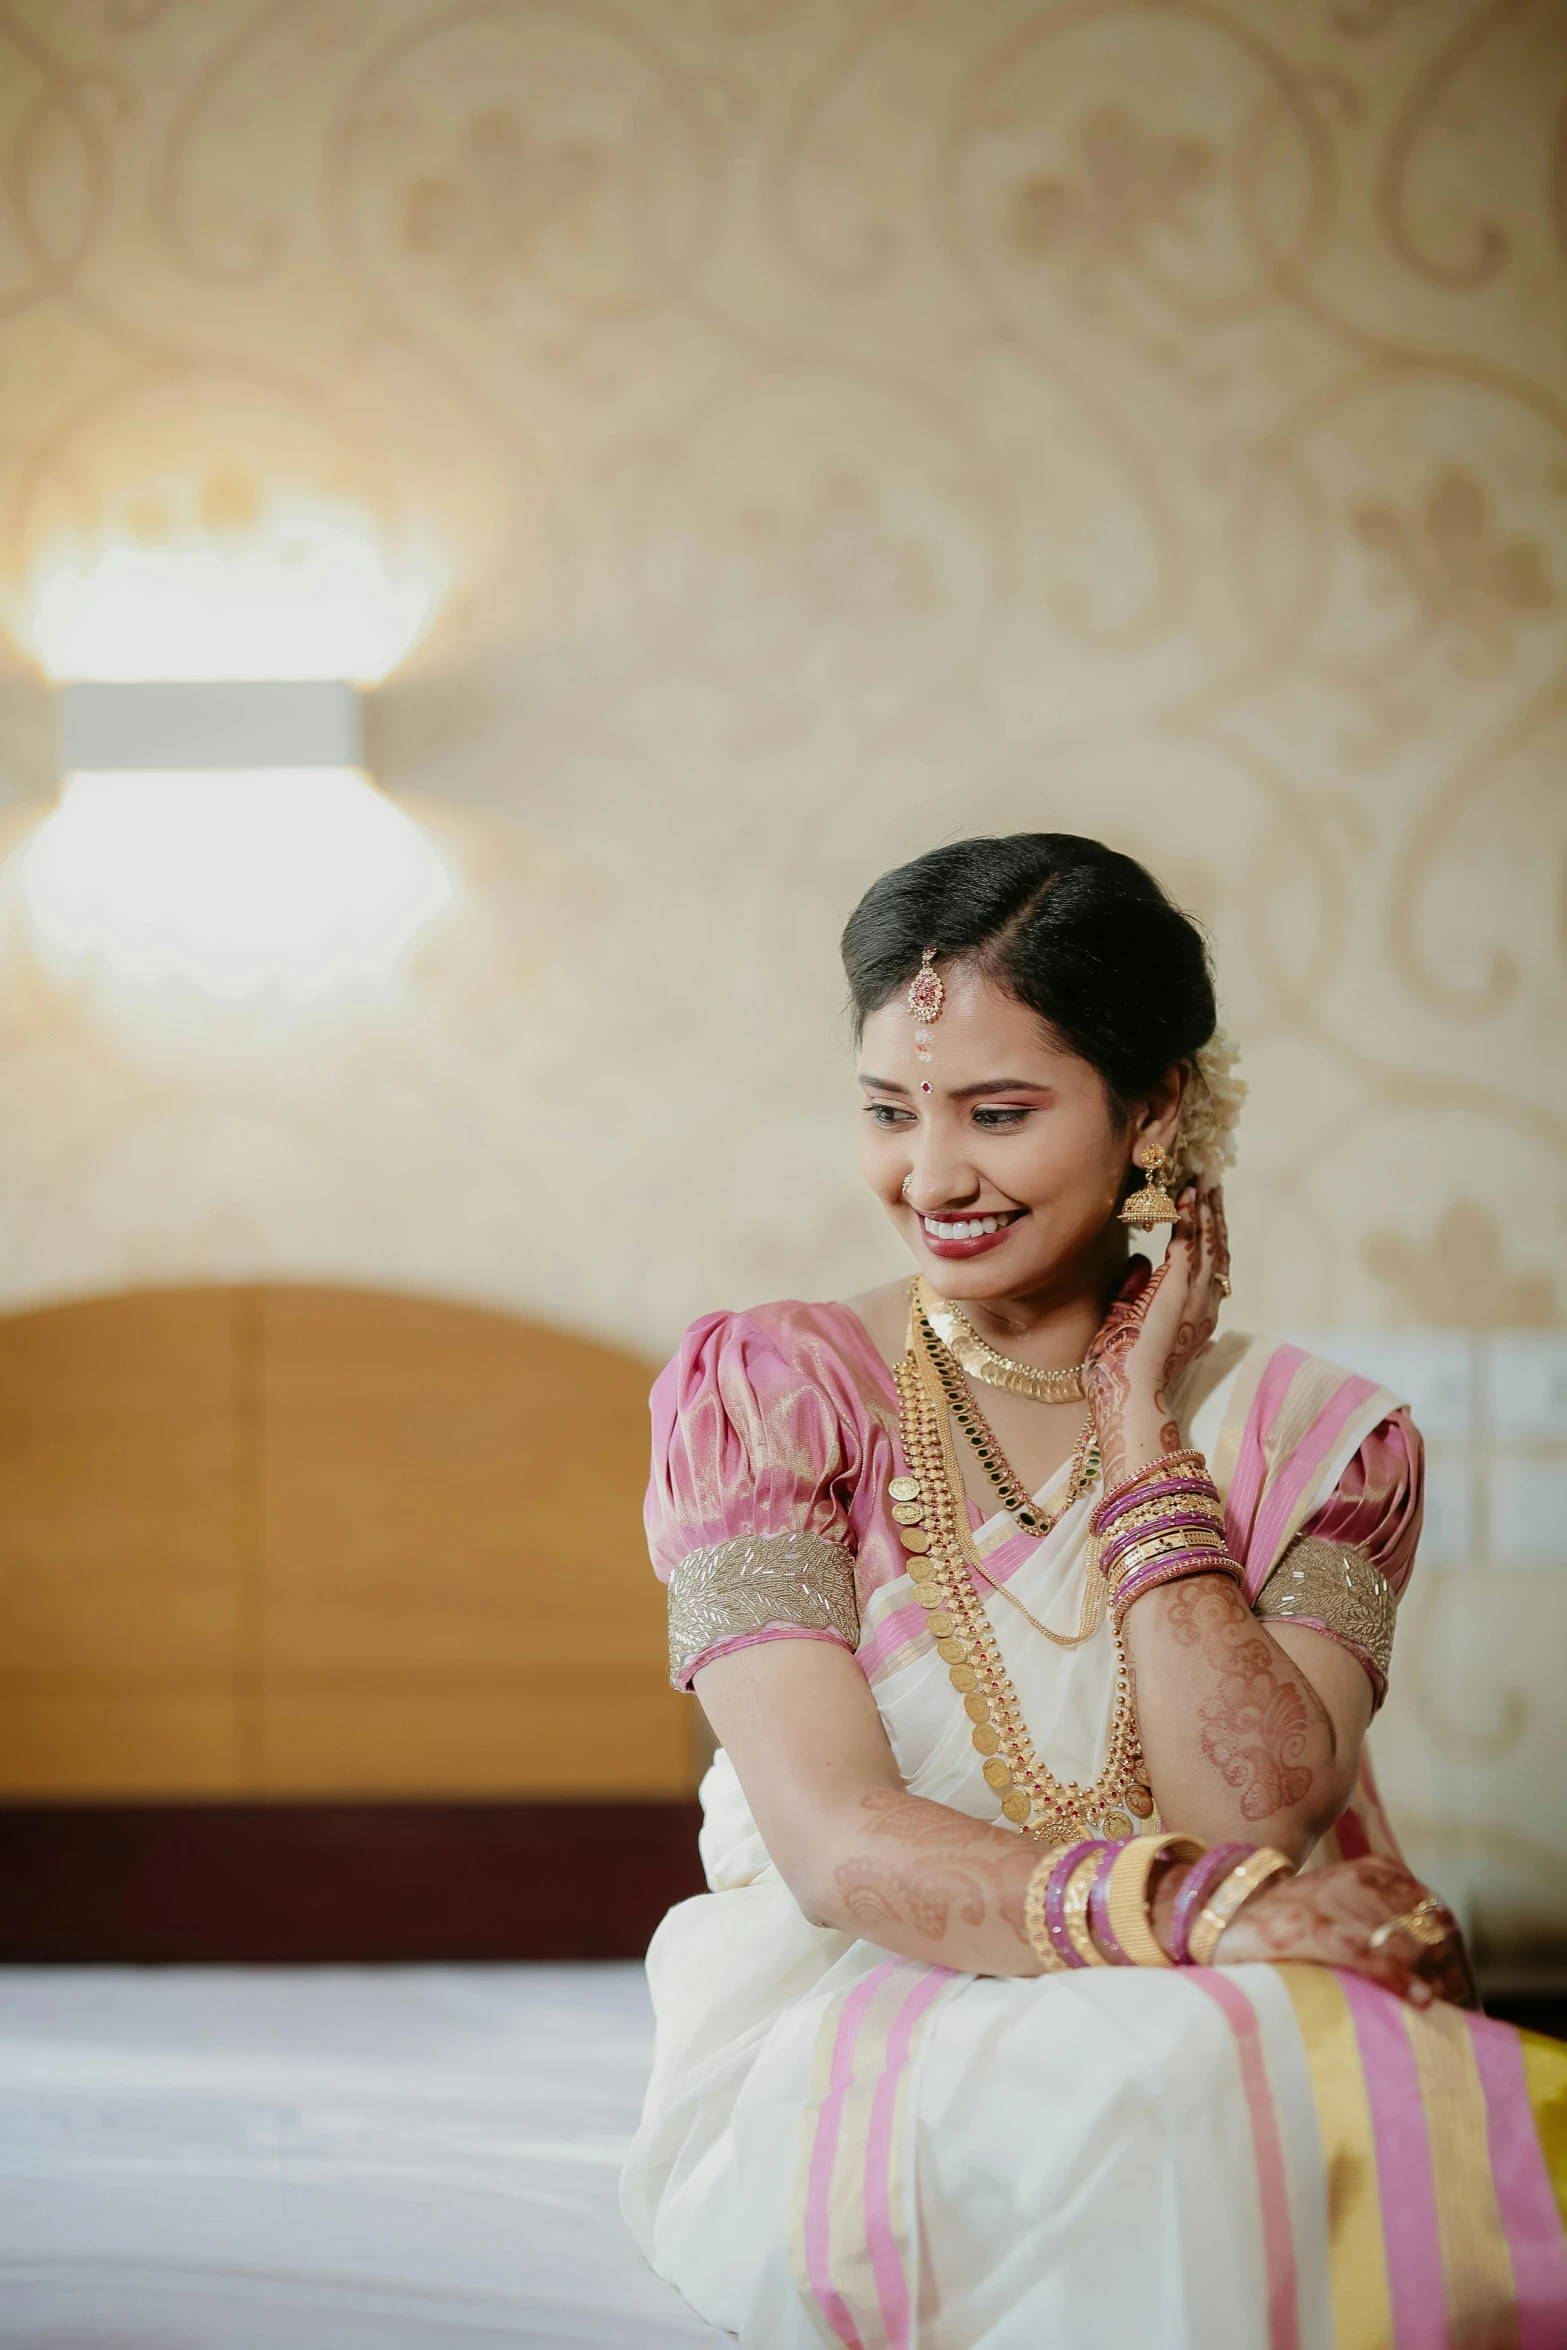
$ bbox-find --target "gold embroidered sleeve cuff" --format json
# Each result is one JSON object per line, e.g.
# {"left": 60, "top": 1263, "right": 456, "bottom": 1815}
{"left": 1253, "top": 1536, "right": 1396, "bottom": 1708}
{"left": 666, "top": 1529, "right": 860, "bottom": 1690}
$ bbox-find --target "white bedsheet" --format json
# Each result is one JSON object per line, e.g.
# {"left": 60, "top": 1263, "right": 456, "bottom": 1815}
{"left": 0, "top": 1963, "right": 727, "bottom": 2347}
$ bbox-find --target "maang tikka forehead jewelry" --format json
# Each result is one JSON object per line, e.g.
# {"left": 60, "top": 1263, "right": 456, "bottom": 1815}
{"left": 907, "top": 947, "right": 944, "bottom": 1089}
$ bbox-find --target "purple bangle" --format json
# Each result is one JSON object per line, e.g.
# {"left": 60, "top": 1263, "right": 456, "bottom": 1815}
{"left": 1114, "top": 1550, "right": 1242, "bottom": 1608}
{"left": 1044, "top": 1839, "right": 1115, "bottom": 1968}
{"left": 1099, "top": 1512, "right": 1230, "bottom": 1578}
{"left": 1113, "top": 1551, "right": 1244, "bottom": 1617}
{"left": 1172, "top": 1844, "right": 1256, "bottom": 1965}
{"left": 1087, "top": 1842, "right": 1137, "bottom": 1966}
{"left": 1093, "top": 1475, "right": 1221, "bottom": 1537}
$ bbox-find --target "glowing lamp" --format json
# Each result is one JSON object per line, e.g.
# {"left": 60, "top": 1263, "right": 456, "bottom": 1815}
{"left": 14, "top": 497, "right": 455, "bottom": 1012}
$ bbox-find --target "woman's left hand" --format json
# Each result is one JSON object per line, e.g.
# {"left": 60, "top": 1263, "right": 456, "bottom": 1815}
{"left": 1212, "top": 1854, "right": 1478, "bottom": 2009}
{"left": 1084, "top": 1183, "right": 1230, "bottom": 1479}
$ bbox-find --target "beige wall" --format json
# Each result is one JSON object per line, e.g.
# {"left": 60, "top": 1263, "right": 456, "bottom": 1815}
{"left": 0, "top": 0, "right": 1563, "bottom": 1958}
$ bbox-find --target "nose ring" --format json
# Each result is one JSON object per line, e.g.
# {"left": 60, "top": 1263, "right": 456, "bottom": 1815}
{"left": 901, "top": 1174, "right": 915, "bottom": 1204}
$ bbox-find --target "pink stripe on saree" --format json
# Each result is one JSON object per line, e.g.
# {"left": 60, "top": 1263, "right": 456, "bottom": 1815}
{"left": 855, "top": 1600, "right": 931, "bottom": 1686}
{"left": 1248, "top": 1375, "right": 1382, "bottom": 1599}
{"left": 792, "top": 1958, "right": 957, "bottom": 2350}
{"left": 801, "top": 1962, "right": 894, "bottom": 2350}
{"left": 1468, "top": 2015, "right": 1567, "bottom": 2346}
{"left": 1338, "top": 1970, "right": 1451, "bottom": 2346}
{"left": 1219, "top": 1339, "right": 1395, "bottom": 1600}
{"left": 1191, "top": 1972, "right": 1301, "bottom": 2350}
{"left": 1225, "top": 1345, "right": 1307, "bottom": 1574}
{"left": 863, "top": 1969, "right": 953, "bottom": 2347}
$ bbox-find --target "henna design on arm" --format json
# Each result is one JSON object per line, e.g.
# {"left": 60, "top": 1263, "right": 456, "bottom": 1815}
{"left": 1162, "top": 1577, "right": 1336, "bottom": 1823}
{"left": 831, "top": 1788, "right": 1032, "bottom": 1951}
{"left": 834, "top": 1859, "right": 989, "bottom": 1939}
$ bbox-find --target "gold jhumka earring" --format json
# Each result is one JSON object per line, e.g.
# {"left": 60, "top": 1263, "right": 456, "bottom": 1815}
{"left": 1118, "top": 1142, "right": 1179, "bottom": 1231}
{"left": 907, "top": 945, "right": 943, "bottom": 1093}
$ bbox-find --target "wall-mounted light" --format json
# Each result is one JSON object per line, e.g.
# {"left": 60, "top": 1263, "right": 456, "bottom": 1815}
{"left": 21, "top": 483, "right": 439, "bottom": 686}
{"left": 11, "top": 489, "right": 455, "bottom": 1011}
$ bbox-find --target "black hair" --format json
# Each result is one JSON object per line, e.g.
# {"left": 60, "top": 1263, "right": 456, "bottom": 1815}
{"left": 840, "top": 833, "right": 1215, "bottom": 1109}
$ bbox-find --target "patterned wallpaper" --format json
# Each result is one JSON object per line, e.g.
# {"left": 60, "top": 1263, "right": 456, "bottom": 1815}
{"left": 0, "top": 0, "right": 1563, "bottom": 1954}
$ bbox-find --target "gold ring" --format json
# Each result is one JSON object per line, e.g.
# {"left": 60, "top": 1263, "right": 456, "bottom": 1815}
{"left": 1368, "top": 1896, "right": 1451, "bottom": 1952}
{"left": 1215, "top": 1274, "right": 1232, "bottom": 1297}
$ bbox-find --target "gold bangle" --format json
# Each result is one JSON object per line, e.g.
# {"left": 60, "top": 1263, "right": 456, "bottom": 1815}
{"left": 1185, "top": 1848, "right": 1294, "bottom": 1967}
{"left": 1097, "top": 1450, "right": 1208, "bottom": 1512}
{"left": 1111, "top": 1495, "right": 1226, "bottom": 1533}
{"left": 1105, "top": 1530, "right": 1229, "bottom": 1589}
{"left": 1110, "top": 1526, "right": 1228, "bottom": 1568}
{"left": 1023, "top": 1852, "right": 1070, "bottom": 1972}
{"left": 1103, "top": 1833, "right": 1206, "bottom": 1967}
{"left": 1061, "top": 1849, "right": 1111, "bottom": 1967}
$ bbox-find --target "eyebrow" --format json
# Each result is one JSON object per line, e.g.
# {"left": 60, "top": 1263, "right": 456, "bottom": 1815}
{"left": 858, "top": 1075, "right": 1053, "bottom": 1099}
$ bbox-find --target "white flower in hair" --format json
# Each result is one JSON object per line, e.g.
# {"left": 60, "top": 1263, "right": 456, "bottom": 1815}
{"left": 1175, "top": 1024, "right": 1246, "bottom": 1184}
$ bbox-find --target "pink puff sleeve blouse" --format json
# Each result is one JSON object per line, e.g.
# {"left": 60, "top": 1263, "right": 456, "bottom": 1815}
{"left": 647, "top": 1302, "right": 912, "bottom": 1691}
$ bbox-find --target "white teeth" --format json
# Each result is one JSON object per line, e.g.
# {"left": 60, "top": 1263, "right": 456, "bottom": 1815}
{"left": 924, "top": 1215, "right": 1007, "bottom": 1241}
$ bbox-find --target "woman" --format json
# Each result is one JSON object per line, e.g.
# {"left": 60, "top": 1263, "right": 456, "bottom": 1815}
{"left": 621, "top": 835, "right": 1567, "bottom": 2349}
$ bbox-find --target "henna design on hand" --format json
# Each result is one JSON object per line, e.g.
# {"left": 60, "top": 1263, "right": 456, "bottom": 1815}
{"left": 1164, "top": 1576, "right": 1332, "bottom": 1823}
{"left": 1085, "top": 1185, "right": 1229, "bottom": 1483}
{"left": 1220, "top": 1855, "right": 1478, "bottom": 2009}
{"left": 1084, "top": 1262, "right": 1167, "bottom": 1488}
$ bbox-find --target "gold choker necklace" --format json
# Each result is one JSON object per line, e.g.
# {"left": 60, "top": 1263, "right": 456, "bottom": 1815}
{"left": 917, "top": 1277, "right": 1087, "bottom": 1404}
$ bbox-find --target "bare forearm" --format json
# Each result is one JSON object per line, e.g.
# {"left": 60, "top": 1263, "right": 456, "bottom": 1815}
{"left": 808, "top": 1787, "right": 1046, "bottom": 1976}
{"left": 1122, "top": 1575, "right": 1350, "bottom": 1862}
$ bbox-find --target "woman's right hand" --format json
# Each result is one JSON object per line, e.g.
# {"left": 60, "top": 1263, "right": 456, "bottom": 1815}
{"left": 1210, "top": 1855, "right": 1477, "bottom": 2009}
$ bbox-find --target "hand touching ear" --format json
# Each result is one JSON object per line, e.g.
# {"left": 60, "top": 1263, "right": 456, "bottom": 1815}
{"left": 1085, "top": 1184, "right": 1229, "bottom": 1482}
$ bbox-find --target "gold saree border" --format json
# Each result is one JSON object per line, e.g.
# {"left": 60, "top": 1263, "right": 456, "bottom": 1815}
{"left": 1281, "top": 1965, "right": 1394, "bottom": 2350}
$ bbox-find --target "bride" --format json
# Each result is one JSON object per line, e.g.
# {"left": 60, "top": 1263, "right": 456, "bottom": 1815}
{"left": 621, "top": 832, "right": 1566, "bottom": 2349}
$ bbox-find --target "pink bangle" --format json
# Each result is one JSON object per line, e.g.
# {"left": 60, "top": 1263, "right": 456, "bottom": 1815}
{"left": 1094, "top": 1474, "right": 1221, "bottom": 1537}
{"left": 1171, "top": 1844, "right": 1255, "bottom": 1965}
{"left": 1044, "top": 1839, "right": 1116, "bottom": 1969}
{"left": 1113, "top": 1550, "right": 1245, "bottom": 1619}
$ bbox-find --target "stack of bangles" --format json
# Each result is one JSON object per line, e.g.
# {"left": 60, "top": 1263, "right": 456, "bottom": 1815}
{"left": 1091, "top": 1447, "right": 1245, "bottom": 1622}
{"left": 1021, "top": 1833, "right": 1294, "bottom": 1972}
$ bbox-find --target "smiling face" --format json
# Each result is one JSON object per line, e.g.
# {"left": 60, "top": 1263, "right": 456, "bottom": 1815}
{"left": 856, "top": 962, "right": 1185, "bottom": 1308}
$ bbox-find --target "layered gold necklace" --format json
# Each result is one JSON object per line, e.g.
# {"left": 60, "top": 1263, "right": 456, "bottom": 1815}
{"left": 917, "top": 1279, "right": 1087, "bottom": 1404}
{"left": 891, "top": 1282, "right": 1152, "bottom": 1844}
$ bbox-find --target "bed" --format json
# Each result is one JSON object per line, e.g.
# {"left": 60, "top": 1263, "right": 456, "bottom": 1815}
{"left": 0, "top": 1960, "right": 725, "bottom": 2346}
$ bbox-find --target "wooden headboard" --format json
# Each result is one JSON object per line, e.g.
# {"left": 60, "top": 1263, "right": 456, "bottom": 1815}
{"left": 0, "top": 1286, "right": 692, "bottom": 1800}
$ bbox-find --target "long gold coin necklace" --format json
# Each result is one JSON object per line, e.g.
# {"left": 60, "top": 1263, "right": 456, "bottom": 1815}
{"left": 890, "top": 1283, "right": 1152, "bottom": 1843}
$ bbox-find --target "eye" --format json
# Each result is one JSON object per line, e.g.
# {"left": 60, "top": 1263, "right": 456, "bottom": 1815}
{"left": 972, "top": 1106, "right": 1031, "bottom": 1129}
{"left": 865, "top": 1103, "right": 915, "bottom": 1127}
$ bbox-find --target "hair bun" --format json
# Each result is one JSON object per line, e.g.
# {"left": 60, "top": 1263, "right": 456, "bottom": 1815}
{"left": 1174, "top": 1024, "right": 1246, "bottom": 1183}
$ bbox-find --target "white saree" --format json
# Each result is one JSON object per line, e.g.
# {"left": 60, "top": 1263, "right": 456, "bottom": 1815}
{"left": 620, "top": 1304, "right": 1567, "bottom": 2350}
